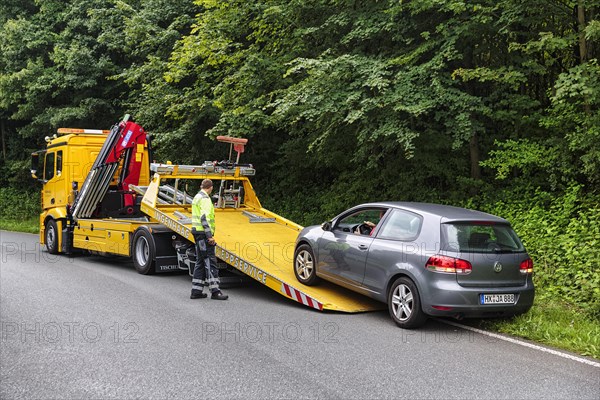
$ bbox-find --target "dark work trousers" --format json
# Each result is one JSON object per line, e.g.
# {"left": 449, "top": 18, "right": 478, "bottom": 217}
{"left": 191, "top": 232, "right": 221, "bottom": 294}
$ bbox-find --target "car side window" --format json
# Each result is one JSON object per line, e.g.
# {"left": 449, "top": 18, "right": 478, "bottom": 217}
{"left": 334, "top": 209, "right": 387, "bottom": 234}
{"left": 377, "top": 209, "right": 422, "bottom": 241}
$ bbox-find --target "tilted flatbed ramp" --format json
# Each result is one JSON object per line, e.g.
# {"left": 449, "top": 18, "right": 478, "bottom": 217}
{"left": 214, "top": 208, "right": 385, "bottom": 312}
{"left": 139, "top": 166, "right": 384, "bottom": 313}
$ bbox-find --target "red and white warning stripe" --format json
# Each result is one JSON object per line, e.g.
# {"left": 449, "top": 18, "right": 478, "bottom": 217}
{"left": 281, "top": 283, "right": 323, "bottom": 311}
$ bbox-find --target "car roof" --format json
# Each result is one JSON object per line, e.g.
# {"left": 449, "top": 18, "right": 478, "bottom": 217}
{"left": 359, "top": 202, "right": 509, "bottom": 224}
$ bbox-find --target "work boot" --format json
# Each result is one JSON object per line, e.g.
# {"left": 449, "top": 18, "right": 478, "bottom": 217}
{"left": 211, "top": 291, "right": 229, "bottom": 300}
{"left": 190, "top": 292, "right": 208, "bottom": 299}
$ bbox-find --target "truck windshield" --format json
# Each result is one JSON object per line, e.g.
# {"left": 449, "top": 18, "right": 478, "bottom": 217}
{"left": 441, "top": 222, "right": 525, "bottom": 253}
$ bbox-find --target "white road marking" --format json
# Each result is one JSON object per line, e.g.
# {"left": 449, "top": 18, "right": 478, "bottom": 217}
{"left": 440, "top": 319, "right": 600, "bottom": 368}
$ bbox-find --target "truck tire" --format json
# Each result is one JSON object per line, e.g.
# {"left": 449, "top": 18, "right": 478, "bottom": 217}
{"left": 45, "top": 219, "right": 60, "bottom": 255}
{"left": 132, "top": 229, "right": 156, "bottom": 275}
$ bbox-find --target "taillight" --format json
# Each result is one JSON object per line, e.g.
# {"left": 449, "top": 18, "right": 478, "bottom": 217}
{"left": 426, "top": 255, "right": 472, "bottom": 275}
{"left": 520, "top": 258, "right": 533, "bottom": 274}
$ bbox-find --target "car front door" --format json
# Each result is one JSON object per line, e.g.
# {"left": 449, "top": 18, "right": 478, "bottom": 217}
{"left": 317, "top": 208, "right": 387, "bottom": 288}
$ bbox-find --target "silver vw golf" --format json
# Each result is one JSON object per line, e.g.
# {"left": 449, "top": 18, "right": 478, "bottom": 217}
{"left": 293, "top": 202, "right": 535, "bottom": 328}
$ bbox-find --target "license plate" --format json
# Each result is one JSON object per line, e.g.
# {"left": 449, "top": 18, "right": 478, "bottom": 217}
{"left": 480, "top": 293, "right": 515, "bottom": 305}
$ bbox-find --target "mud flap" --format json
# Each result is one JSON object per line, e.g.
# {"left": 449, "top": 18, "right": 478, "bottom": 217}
{"left": 151, "top": 231, "right": 179, "bottom": 273}
{"left": 61, "top": 222, "right": 73, "bottom": 254}
{"left": 154, "top": 255, "right": 179, "bottom": 272}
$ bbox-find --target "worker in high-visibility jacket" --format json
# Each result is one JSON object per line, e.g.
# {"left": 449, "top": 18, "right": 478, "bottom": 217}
{"left": 190, "top": 179, "right": 228, "bottom": 300}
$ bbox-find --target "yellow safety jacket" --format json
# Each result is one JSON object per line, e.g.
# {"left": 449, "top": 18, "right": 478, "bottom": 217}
{"left": 192, "top": 189, "right": 215, "bottom": 238}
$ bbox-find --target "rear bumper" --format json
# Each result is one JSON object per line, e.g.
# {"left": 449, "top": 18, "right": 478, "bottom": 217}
{"left": 420, "top": 276, "right": 535, "bottom": 318}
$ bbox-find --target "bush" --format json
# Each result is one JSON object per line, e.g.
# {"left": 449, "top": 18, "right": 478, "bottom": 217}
{"left": 0, "top": 187, "right": 40, "bottom": 220}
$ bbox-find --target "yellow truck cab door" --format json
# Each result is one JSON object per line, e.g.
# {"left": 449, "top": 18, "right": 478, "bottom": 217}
{"left": 42, "top": 150, "right": 66, "bottom": 210}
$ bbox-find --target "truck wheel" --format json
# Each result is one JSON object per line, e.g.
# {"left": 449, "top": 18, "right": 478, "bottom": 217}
{"left": 294, "top": 244, "right": 319, "bottom": 285}
{"left": 388, "top": 277, "right": 427, "bottom": 329}
{"left": 45, "top": 219, "right": 60, "bottom": 255}
{"left": 132, "top": 229, "right": 156, "bottom": 275}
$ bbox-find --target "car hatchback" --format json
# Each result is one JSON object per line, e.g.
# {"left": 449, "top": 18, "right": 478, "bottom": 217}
{"left": 293, "top": 202, "right": 534, "bottom": 328}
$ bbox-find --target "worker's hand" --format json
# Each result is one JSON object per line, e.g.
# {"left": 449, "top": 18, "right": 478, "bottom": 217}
{"left": 364, "top": 221, "right": 376, "bottom": 228}
{"left": 208, "top": 237, "right": 216, "bottom": 245}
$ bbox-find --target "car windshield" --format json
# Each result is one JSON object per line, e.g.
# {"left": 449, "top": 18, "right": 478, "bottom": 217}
{"left": 441, "top": 222, "right": 525, "bottom": 253}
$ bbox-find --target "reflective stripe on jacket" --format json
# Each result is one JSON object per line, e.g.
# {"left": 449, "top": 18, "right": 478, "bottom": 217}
{"left": 192, "top": 190, "right": 215, "bottom": 237}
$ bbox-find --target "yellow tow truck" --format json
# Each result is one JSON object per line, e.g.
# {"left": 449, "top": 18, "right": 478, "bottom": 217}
{"left": 31, "top": 115, "right": 383, "bottom": 312}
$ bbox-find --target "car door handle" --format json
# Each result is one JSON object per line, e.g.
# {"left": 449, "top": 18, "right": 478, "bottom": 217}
{"left": 358, "top": 244, "right": 369, "bottom": 250}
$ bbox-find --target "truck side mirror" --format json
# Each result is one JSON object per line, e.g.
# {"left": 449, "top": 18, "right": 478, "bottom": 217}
{"left": 30, "top": 151, "right": 45, "bottom": 181}
{"left": 31, "top": 152, "right": 39, "bottom": 179}
{"left": 321, "top": 221, "right": 332, "bottom": 231}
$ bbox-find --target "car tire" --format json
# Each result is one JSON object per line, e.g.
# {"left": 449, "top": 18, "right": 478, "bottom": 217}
{"left": 294, "top": 244, "right": 319, "bottom": 285}
{"left": 132, "top": 229, "right": 156, "bottom": 275}
{"left": 388, "top": 277, "right": 427, "bottom": 329}
{"left": 45, "top": 219, "right": 60, "bottom": 255}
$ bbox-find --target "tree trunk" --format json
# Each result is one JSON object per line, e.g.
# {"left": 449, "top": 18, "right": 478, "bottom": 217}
{"left": 577, "top": 2, "right": 592, "bottom": 115}
{"left": 470, "top": 132, "right": 481, "bottom": 181}
{"left": 0, "top": 119, "right": 6, "bottom": 160}
{"left": 577, "top": 1, "right": 587, "bottom": 63}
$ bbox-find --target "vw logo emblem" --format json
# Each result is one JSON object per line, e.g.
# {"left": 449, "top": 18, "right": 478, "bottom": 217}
{"left": 493, "top": 262, "right": 503, "bottom": 273}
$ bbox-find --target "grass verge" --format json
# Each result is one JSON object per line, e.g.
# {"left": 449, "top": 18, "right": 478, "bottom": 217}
{"left": 0, "top": 217, "right": 39, "bottom": 234}
{"left": 475, "top": 296, "right": 600, "bottom": 359}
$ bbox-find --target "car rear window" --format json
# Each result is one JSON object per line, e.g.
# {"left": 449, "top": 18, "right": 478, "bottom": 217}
{"left": 441, "top": 222, "right": 525, "bottom": 253}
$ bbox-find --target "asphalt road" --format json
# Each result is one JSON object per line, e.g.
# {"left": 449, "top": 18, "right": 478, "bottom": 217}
{"left": 1, "top": 230, "right": 599, "bottom": 399}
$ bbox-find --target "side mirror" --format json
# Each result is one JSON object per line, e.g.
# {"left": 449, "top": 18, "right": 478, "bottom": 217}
{"left": 31, "top": 150, "right": 45, "bottom": 182}
{"left": 321, "top": 221, "right": 332, "bottom": 231}
{"left": 31, "top": 152, "right": 40, "bottom": 180}
{"left": 31, "top": 168, "right": 47, "bottom": 183}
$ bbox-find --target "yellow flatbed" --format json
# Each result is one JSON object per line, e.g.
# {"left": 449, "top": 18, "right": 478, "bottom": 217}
{"left": 214, "top": 208, "right": 385, "bottom": 312}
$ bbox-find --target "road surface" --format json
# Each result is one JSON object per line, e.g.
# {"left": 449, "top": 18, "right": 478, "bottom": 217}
{"left": 1, "top": 231, "right": 598, "bottom": 399}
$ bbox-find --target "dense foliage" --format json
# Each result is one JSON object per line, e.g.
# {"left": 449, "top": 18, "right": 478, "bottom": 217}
{"left": 1, "top": 0, "right": 598, "bottom": 316}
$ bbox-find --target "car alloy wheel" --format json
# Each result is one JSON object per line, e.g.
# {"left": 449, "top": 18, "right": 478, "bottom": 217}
{"left": 296, "top": 249, "right": 313, "bottom": 280}
{"left": 388, "top": 277, "right": 427, "bottom": 329}
{"left": 391, "top": 283, "right": 413, "bottom": 321}
{"left": 293, "top": 244, "right": 319, "bottom": 285}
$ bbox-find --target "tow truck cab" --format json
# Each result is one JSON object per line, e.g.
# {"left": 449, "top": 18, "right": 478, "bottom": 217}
{"left": 31, "top": 129, "right": 151, "bottom": 252}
